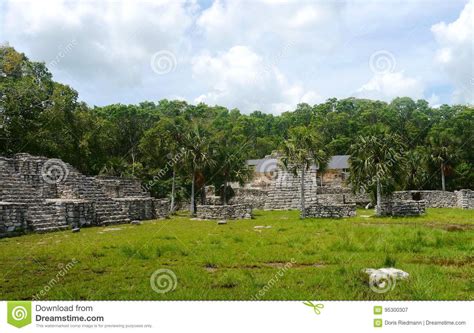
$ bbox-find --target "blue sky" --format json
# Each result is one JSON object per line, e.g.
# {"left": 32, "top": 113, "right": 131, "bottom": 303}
{"left": 1, "top": 0, "right": 472, "bottom": 113}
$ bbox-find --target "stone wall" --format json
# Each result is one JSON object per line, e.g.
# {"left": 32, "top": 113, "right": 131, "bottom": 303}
{"left": 0, "top": 202, "right": 28, "bottom": 237}
{"left": 96, "top": 177, "right": 149, "bottom": 198}
{"left": 376, "top": 200, "right": 426, "bottom": 217}
{"left": 153, "top": 199, "right": 171, "bottom": 218}
{"left": 46, "top": 199, "right": 96, "bottom": 229}
{"left": 392, "top": 190, "right": 457, "bottom": 208}
{"left": 196, "top": 204, "right": 252, "bottom": 220}
{"left": 229, "top": 188, "right": 269, "bottom": 209}
{"left": 114, "top": 197, "right": 170, "bottom": 221}
{"left": 302, "top": 204, "right": 356, "bottom": 218}
{"left": 114, "top": 197, "right": 155, "bottom": 220}
{"left": 456, "top": 189, "right": 474, "bottom": 209}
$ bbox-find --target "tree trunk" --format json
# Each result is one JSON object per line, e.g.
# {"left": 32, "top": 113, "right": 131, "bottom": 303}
{"left": 376, "top": 179, "right": 382, "bottom": 208}
{"left": 301, "top": 167, "right": 306, "bottom": 218}
{"left": 441, "top": 162, "right": 446, "bottom": 191}
{"left": 315, "top": 169, "right": 318, "bottom": 194}
{"left": 131, "top": 143, "right": 136, "bottom": 176}
{"left": 201, "top": 185, "right": 206, "bottom": 205}
{"left": 190, "top": 169, "right": 196, "bottom": 216}
{"left": 170, "top": 167, "right": 176, "bottom": 213}
{"left": 223, "top": 178, "right": 228, "bottom": 205}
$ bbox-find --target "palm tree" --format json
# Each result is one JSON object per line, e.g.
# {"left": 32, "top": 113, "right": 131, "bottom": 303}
{"left": 214, "top": 130, "right": 252, "bottom": 205}
{"left": 281, "top": 127, "right": 328, "bottom": 218}
{"left": 184, "top": 122, "right": 215, "bottom": 216}
{"left": 349, "top": 133, "right": 405, "bottom": 213}
{"left": 428, "top": 134, "right": 456, "bottom": 191}
{"left": 404, "top": 147, "right": 429, "bottom": 190}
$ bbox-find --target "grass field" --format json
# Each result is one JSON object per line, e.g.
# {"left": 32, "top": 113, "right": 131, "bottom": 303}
{"left": 0, "top": 208, "right": 472, "bottom": 300}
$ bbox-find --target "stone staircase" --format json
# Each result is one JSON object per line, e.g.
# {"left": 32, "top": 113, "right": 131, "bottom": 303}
{"left": 0, "top": 165, "right": 66, "bottom": 232}
{"left": 59, "top": 171, "right": 130, "bottom": 226}
{"left": 1, "top": 154, "right": 169, "bottom": 237}
{"left": 264, "top": 167, "right": 319, "bottom": 210}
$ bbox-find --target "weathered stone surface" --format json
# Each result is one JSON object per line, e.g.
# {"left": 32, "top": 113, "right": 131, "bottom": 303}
{"left": 456, "top": 189, "right": 474, "bottom": 209}
{"left": 114, "top": 197, "right": 155, "bottom": 220}
{"left": 0, "top": 154, "right": 168, "bottom": 237}
{"left": 196, "top": 204, "right": 252, "bottom": 220}
{"left": 0, "top": 202, "right": 28, "bottom": 237}
{"left": 263, "top": 166, "right": 319, "bottom": 210}
{"left": 229, "top": 188, "right": 269, "bottom": 209}
{"left": 376, "top": 200, "right": 426, "bottom": 216}
{"left": 153, "top": 199, "right": 170, "bottom": 218}
{"left": 303, "top": 204, "right": 356, "bottom": 218}
{"left": 392, "top": 190, "right": 456, "bottom": 208}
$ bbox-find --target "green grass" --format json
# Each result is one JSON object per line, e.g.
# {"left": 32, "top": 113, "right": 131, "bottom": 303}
{"left": 0, "top": 208, "right": 472, "bottom": 300}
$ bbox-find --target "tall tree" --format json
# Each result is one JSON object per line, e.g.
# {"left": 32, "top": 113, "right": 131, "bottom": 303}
{"left": 183, "top": 121, "right": 215, "bottom": 216}
{"left": 428, "top": 132, "right": 456, "bottom": 191}
{"left": 281, "top": 127, "right": 328, "bottom": 218}
{"left": 140, "top": 115, "right": 188, "bottom": 212}
{"left": 349, "top": 133, "right": 406, "bottom": 213}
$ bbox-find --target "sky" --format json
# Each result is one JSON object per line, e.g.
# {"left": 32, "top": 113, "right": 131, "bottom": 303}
{"left": 0, "top": 0, "right": 473, "bottom": 114}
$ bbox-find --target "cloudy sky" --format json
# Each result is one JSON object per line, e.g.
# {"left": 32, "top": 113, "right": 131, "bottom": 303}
{"left": 1, "top": 0, "right": 472, "bottom": 114}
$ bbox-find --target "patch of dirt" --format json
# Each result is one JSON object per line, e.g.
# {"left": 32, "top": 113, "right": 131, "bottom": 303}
{"left": 264, "top": 262, "right": 326, "bottom": 268}
{"left": 358, "top": 222, "right": 473, "bottom": 231}
{"left": 444, "top": 225, "right": 469, "bottom": 232}
{"left": 410, "top": 256, "right": 474, "bottom": 267}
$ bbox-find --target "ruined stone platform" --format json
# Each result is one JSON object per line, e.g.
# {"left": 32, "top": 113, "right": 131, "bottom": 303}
{"left": 0, "top": 154, "right": 169, "bottom": 237}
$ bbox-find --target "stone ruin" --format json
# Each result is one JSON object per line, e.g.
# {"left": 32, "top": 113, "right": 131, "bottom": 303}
{"left": 375, "top": 190, "right": 474, "bottom": 217}
{"left": 215, "top": 158, "right": 473, "bottom": 218}
{"left": 376, "top": 200, "right": 426, "bottom": 217}
{"left": 302, "top": 203, "right": 356, "bottom": 218}
{"left": 0, "top": 154, "right": 169, "bottom": 238}
{"left": 196, "top": 204, "right": 253, "bottom": 220}
{"left": 392, "top": 190, "right": 473, "bottom": 209}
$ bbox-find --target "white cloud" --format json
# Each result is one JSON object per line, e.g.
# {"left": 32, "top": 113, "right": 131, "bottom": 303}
{"left": 191, "top": 46, "right": 321, "bottom": 114}
{"left": 196, "top": 0, "right": 343, "bottom": 53}
{"left": 0, "top": 0, "right": 470, "bottom": 110}
{"left": 355, "top": 72, "right": 424, "bottom": 101}
{"left": 2, "top": 0, "right": 196, "bottom": 89}
{"left": 432, "top": 0, "right": 474, "bottom": 104}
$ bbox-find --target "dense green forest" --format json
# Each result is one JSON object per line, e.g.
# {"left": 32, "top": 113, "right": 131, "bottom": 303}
{"left": 1, "top": 46, "right": 473, "bottom": 199}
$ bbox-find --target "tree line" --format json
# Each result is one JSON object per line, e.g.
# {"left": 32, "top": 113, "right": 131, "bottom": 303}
{"left": 1, "top": 46, "right": 473, "bottom": 211}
